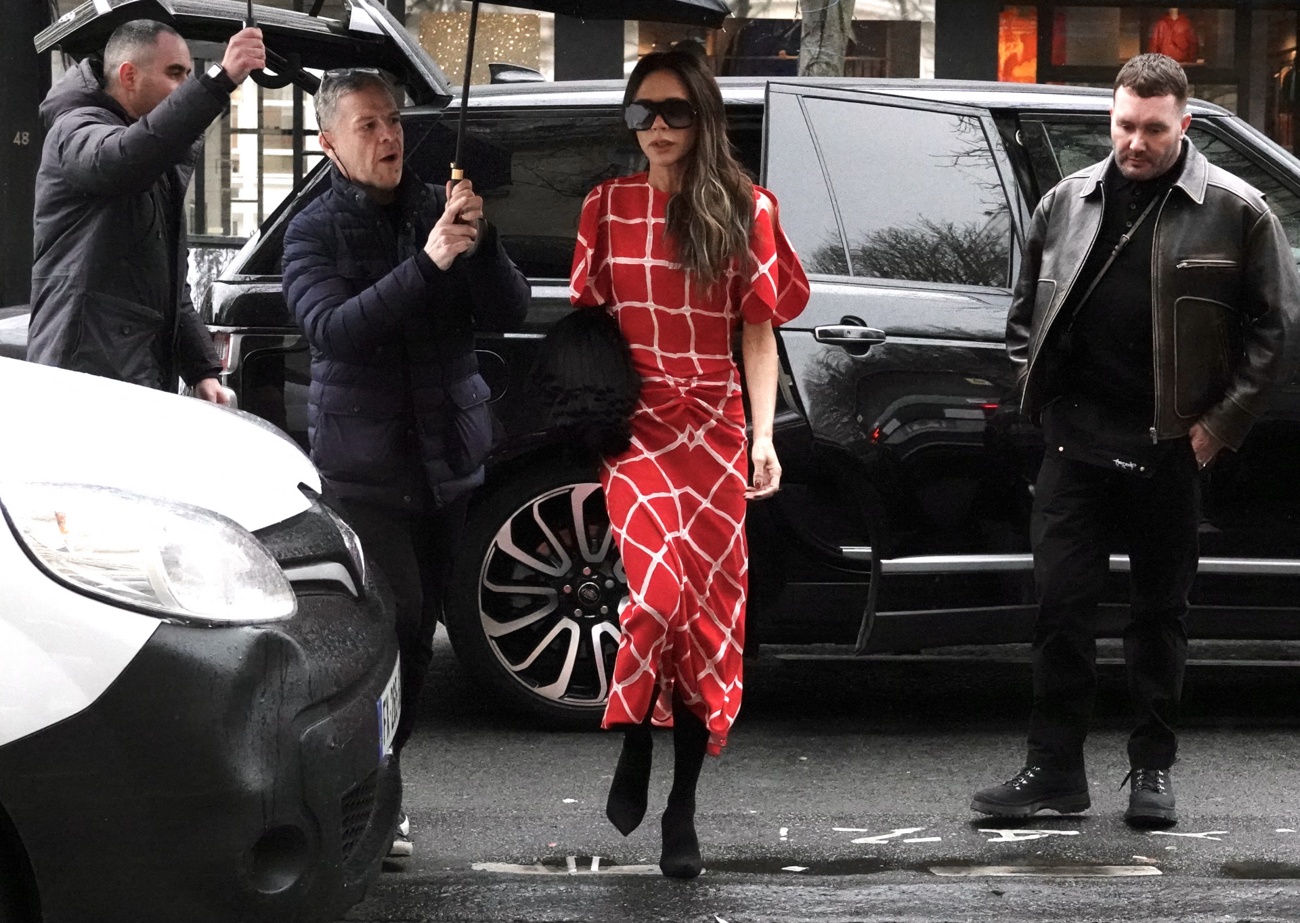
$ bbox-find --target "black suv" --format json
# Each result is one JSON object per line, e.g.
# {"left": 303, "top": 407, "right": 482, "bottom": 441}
{"left": 206, "top": 77, "right": 1300, "bottom": 727}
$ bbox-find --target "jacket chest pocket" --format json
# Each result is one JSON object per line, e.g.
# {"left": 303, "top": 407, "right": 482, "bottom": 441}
{"left": 1171, "top": 256, "right": 1242, "bottom": 307}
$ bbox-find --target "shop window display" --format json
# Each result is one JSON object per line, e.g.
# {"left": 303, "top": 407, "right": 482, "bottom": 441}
{"left": 1047, "top": 6, "right": 1233, "bottom": 70}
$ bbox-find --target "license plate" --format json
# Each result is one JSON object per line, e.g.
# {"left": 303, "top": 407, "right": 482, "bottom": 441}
{"left": 376, "top": 657, "right": 401, "bottom": 763}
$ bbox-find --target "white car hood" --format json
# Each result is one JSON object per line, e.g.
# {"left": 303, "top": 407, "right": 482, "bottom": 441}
{"left": 0, "top": 359, "right": 320, "bottom": 532}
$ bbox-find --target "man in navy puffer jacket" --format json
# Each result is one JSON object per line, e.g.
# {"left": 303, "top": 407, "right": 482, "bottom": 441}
{"left": 282, "top": 70, "right": 529, "bottom": 856}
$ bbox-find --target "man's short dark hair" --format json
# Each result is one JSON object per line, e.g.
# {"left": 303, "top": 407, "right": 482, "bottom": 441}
{"left": 1115, "top": 53, "right": 1188, "bottom": 107}
{"left": 103, "top": 19, "right": 181, "bottom": 85}
{"left": 315, "top": 69, "right": 399, "bottom": 131}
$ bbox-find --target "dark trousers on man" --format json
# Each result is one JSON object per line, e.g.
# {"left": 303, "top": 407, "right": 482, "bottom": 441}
{"left": 339, "top": 495, "right": 470, "bottom": 755}
{"left": 1026, "top": 440, "right": 1200, "bottom": 773}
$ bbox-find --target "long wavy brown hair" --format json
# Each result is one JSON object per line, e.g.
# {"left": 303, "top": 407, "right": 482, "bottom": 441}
{"left": 625, "top": 44, "right": 753, "bottom": 287}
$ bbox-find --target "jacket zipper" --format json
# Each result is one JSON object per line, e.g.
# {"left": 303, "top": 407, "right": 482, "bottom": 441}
{"left": 1149, "top": 191, "right": 1173, "bottom": 444}
{"left": 1175, "top": 258, "right": 1237, "bottom": 269}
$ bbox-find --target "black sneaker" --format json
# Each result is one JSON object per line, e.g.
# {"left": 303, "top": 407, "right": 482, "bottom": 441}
{"left": 970, "top": 765, "right": 1091, "bottom": 817}
{"left": 1123, "top": 769, "right": 1177, "bottom": 828}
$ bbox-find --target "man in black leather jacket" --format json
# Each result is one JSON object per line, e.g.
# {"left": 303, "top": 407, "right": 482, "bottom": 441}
{"left": 281, "top": 70, "right": 530, "bottom": 858}
{"left": 28, "top": 19, "right": 264, "bottom": 399}
{"left": 972, "top": 53, "right": 1294, "bottom": 828}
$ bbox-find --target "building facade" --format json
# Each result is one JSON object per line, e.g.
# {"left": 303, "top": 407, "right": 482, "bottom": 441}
{"left": 3, "top": 0, "right": 1297, "bottom": 309}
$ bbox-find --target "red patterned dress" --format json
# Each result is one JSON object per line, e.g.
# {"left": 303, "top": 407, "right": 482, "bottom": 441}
{"left": 569, "top": 174, "right": 809, "bottom": 755}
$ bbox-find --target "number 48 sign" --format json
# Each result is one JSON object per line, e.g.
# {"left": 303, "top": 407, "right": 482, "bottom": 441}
{"left": 13, "top": 132, "right": 31, "bottom": 145}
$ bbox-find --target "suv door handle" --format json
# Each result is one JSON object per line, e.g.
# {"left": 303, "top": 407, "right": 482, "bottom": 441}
{"left": 814, "top": 325, "right": 887, "bottom": 347}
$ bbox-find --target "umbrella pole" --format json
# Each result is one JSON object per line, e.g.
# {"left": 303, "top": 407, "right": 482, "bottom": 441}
{"left": 451, "top": 0, "right": 481, "bottom": 182}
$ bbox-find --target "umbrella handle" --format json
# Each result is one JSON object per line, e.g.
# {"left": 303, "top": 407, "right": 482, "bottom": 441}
{"left": 245, "top": 0, "right": 263, "bottom": 81}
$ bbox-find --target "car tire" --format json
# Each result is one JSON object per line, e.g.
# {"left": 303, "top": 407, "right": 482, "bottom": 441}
{"left": 445, "top": 461, "right": 625, "bottom": 729}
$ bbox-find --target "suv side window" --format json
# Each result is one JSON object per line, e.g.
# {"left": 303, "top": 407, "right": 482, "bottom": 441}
{"left": 404, "top": 112, "right": 637, "bottom": 279}
{"left": 764, "top": 93, "right": 845, "bottom": 274}
{"left": 401, "top": 109, "right": 766, "bottom": 280}
{"left": 798, "top": 97, "right": 1013, "bottom": 287}
{"left": 1023, "top": 117, "right": 1300, "bottom": 251}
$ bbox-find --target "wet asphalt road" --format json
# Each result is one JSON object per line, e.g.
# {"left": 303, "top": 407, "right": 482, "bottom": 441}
{"left": 342, "top": 636, "right": 1300, "bottom": 922}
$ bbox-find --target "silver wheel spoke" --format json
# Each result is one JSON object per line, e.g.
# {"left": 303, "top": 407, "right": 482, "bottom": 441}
{"left": 510, "top": 616, "right": 576, "bottom": 673}
{"left": 482, "top": 596, "right": 558, "bottom": 639}
{"left": 589, "top": 620, "right": 621, "bottom": 701}
{"left": 570, "top": 483, "right": 615, "bottom": 564}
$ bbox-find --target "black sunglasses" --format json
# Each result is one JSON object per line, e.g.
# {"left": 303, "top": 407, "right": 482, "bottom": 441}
{"left": 320, "top": 67, "right": 386, "bottom": 88}
{"left": 624, "top": 98, "right": 695, "bottom": 131}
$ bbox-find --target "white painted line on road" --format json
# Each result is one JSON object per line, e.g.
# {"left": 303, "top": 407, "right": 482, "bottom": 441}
{"left": 980, "top": 829, "right": 1080, "bottom": 843}
{"left": 1151, "top": 831, "right": 1229, "bottom": 841}
{"left": 591, "top": 856, "right": 601, "bottom": 872}
{"left": 904, "top": 837, "right": 943, "bottom": 843}
{"left": 835, "top": 826, "right": 926, "bottom": 844}
{"left": 563, "top": 798, "right": 577, "bottom": 803}
{"left": 931, "top": 865, "right": 1161, "bottom": 878}
{"left": 1279, "top": 828, "right": 1297, "bottom": 833}
{"left": 566, "top": 855, "right": 578, "bottom": 875}
{"left": 783, "top": 866, "right": 808, "bottom": 872}
{"left": 472, "top": 861, "right": 659, "bottom": 876}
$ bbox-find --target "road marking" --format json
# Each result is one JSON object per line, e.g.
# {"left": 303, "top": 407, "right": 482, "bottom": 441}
{"left": 1152, "top": 830, "right": 1229, "bottom": 841}
{"left": 566, "top": 855, "right": 577, "bottom": 875}
{"left": 590, "top": 856, "right": 601, "bottom": 872}
{"left": 783, "top": 866, "right": 808, "bottom": 872}
{"left": 1279, "top": 828, "right": 1297, "bottom": 834}
{"left": 780, "top": 826, "right": 789, "bottom": 842}
{"left": 931, "top": 865, "right": 1161, "bottom": 878}
{"left": 834, "top": 826, "right": 927, "bottom": 844}
{"left": 904, "top": 837, "right": 944, "bottom": 843}
{"left": 473, "top": 861, "right": 659, "bottom": 876}
{"left": 979, "top": 829, "right": 1080, "bottom": 843}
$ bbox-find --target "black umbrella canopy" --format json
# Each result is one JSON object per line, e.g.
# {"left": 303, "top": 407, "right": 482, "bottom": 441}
{"left": 451, "top": 0, "right": 731, "bottom": 177}
{"left": 500, "top": 0, "right": 729, "bottom": 28}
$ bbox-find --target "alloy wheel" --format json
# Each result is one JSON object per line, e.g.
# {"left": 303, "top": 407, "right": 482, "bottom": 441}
{"left": 474, "top": 481, "right": 625, "bottom": 708}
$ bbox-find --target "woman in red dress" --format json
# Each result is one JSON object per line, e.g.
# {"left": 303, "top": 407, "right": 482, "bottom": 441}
{"left": 569, "top": 43, "right": 809, "bottom": 879}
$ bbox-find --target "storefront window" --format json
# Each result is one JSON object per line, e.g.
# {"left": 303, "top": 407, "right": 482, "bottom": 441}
{"left": 999, "top": 6, "right": 1037, "bottom": 83}
{"left": 186, "top": 68, "right": 323, "bottom": 240}
{"left": 1049, "top": 6, "right": 1234, "bottom": 71}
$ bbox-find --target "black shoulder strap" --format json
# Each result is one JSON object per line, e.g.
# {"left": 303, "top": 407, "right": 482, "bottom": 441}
{"left": 1065, "top": 189, "right": 1166, "bottom": 330}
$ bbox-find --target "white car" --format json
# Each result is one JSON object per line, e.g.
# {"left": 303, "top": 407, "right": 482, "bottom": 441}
{"left": 0, "top": 358, "right": 400, "bottom": 923}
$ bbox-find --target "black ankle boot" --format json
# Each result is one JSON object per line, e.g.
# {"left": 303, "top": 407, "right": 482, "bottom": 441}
{"left": 606, "top": 724, "right": 652, "bottom": 836}
{"left": 659, "top": 697, "right": 708, "bottom": 879}
{"left": 659, "top": 797, "right": 701, "bottom": 879}
{"left": 970, "top": 765, "right": 1090, "bottom": 817}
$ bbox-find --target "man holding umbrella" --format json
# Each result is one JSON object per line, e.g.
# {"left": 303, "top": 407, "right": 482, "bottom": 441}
{"left": 28, "top": 18, "right": 264, "bottom": 396}
{"left": 281, "top": 68, "right": 529, "bottom": 857}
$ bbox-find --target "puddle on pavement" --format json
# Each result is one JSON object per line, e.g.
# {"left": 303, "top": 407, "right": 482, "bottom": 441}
{"left": 1223, "top": 861, "right": 1300, "bottom": 879}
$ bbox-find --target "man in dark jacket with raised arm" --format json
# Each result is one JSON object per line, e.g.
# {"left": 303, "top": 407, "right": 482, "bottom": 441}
{"left": 281, "top": 69, "right": 530, "bottom": 857}
{"left": 28, "top": 19, "right": 264, "bottom": 399}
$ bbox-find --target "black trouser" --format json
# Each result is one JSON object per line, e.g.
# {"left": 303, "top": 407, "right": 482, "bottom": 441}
{"left": 1026, "top": 441, "right": 1199, "bottom": 773}
{"left": 339, "top": 495, "right": 469, "bottom": 755}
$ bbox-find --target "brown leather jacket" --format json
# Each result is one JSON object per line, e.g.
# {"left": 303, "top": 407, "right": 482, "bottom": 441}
{"left": 1007, "top": 140, "right": 1295, "bottom": 450}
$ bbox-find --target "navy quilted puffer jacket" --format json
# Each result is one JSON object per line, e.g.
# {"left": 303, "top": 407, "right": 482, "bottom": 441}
{"left": 282, "top": 167, "right": 530, "bottom": 511}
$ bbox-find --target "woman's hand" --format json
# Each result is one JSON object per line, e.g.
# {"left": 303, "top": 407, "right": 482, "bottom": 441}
{"left": 747, "top": 435, "right": 781, "bottom": 499}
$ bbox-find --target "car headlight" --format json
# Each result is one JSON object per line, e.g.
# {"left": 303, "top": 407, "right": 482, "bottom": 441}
{"left": 1, "top": 483, "right": 296, "bottom": 625}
